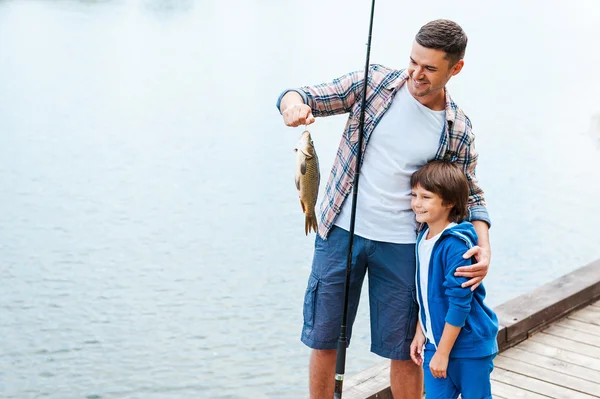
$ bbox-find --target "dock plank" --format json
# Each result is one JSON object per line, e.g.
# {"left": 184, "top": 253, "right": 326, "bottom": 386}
{"left": 569, "top": 307, "right": 600, "bottom": 326}
{"left": 491, "top": 380, "right": 551, "bottom": 399}
{"left": 500, "top": 347, "right": 600, "bottom": 383}
{"left": 494, "top": 355, "right": 600, "bottom": 397}
{"left": 515, "top": 339, "right": 600, "bottom": 372}
{"left": 543, "top": 325, "right": 600, "bottom": 347}
{"left": 491, "top": 367, "right": 597, "bottom": 399}
{"left": 575, "top": 305, "right": 600, "bottom": 315}
{"left": 529, "top": 332, "right": 600, "bottom": 358}
{"left": 342, "top": 361, "right": 392, "bottom": 399}
{"left": 557, "top": 318, "right": 600, "bottom": 336}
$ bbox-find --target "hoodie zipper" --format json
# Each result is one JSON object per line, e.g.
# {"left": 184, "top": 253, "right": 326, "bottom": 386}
{"left": 417, "top": 227, "right": 476, "bottom": 350}
{"left": 416, "top": 229, "right": 443, "bottom": 349}
{"left": 426, "top": 236, "right": 442, "bottom": 348}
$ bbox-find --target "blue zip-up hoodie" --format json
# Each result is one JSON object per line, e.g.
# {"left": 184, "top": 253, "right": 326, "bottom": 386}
{"left": 416, "top": 221, "right": 498, "bottom": 358}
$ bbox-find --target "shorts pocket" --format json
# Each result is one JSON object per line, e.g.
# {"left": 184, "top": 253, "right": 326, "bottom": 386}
{"left": 303, "top": 274, "right": 319, "bottom": 328}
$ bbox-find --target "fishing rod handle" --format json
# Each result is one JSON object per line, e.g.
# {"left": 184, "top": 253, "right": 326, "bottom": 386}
{"left": 334, "top": 338, "right": 346, "bottom": 397}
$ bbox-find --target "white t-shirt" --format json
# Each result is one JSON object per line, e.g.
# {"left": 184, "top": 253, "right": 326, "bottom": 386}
{"left": 333, "top": 83, "right": 445, "bottom": 243}
{"left": 417, "top": 223, "right": 457, "bottom": 345}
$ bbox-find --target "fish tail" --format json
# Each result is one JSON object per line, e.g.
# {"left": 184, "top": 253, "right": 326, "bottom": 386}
{"left": 305, "top": 213, "right": 318, "bottom": 235}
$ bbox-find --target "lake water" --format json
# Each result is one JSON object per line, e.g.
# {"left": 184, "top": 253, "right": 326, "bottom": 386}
{"left": 1, "top": 0, "right": 600, "bottom": 398}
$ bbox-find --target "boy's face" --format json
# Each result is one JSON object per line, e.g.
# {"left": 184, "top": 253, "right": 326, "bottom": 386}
{"left": 410, "top": 184, "right": 453, "bottom": 226}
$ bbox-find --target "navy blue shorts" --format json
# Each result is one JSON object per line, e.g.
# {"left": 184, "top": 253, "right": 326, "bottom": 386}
{"left": 423, "top": 342, "right": 495, "bottom": 399}
{"left": 301, "top": 226, "right": 418, "bottom": 360}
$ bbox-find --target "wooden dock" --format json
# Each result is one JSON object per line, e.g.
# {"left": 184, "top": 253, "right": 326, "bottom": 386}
{"left": 492, "top": 300, "right": 600, "bottom": 398}
{"left": 343, "top": 259, "right": 600, "bottom": 399}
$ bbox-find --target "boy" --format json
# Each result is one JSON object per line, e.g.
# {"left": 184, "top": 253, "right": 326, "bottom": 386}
{"left": 409, "top": 161, "right": 498, "bottom": 399}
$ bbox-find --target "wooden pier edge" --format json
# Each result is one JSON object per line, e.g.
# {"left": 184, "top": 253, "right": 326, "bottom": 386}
{"left": 342, "top": 258, "right": 600, "bottom": 399}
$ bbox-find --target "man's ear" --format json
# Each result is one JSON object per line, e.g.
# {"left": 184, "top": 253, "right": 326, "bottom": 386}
{"left": 450, "top": 59, "right": 464, "bottom": 76}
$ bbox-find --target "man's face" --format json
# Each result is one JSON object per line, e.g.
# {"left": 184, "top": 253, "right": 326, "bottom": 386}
{"left": 406, "top": 41, "right": 464, "bottom": 99}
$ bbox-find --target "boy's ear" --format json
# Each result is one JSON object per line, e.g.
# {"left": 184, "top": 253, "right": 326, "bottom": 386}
{"left": 444, "top": 201, "right": 455, "bottom": 210}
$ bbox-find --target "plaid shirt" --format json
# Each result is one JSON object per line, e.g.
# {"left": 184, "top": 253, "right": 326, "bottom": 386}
{"left": 279, "top": 64, "right": 488, "bottom": 240}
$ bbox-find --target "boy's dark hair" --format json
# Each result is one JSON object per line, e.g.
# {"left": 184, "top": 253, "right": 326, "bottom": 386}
{"left": 410, "top": 160, "right": 469, "bottom": 223}
{"left": 415, "top": 19, "right": 468, "bottom": 66}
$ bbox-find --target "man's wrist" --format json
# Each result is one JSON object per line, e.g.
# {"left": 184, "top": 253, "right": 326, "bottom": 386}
{"left": 277, "top": 90, "right": 306, "bottom": 114}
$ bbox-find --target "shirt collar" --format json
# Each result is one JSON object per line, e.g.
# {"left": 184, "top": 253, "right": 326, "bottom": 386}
{"left": 386, "top": 68, "right": 457, "bottom": 124}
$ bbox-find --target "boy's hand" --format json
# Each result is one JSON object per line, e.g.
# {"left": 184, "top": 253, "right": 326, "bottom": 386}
{"left": 429, "top": 352, "right": 449, "bottom": 378}
{"left": 410, "top": 329, "right": 426, "bottom": 366}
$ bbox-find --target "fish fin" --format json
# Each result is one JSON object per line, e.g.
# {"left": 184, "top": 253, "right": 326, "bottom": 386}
{"left": 300, "top": 200, "right": 306, "bottom": 213}
{"left": 295, "top": 175, "right": 300, "bottom": 191}
{"left": 305, "top": 214, "right": 317, "bottom": 235}
{"left": 298, "top": 147, "right": 314, "bottom": 158}
{"left": 301, "top": 158, "right": 306, "bottom": 175}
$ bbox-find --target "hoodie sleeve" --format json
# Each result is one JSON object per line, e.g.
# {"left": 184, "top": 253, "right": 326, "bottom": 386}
{"left": 442, "top": 238, "right": 474, "bottom": 328}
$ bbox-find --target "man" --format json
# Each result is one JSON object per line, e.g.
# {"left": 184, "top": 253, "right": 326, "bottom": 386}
{"left": 276, "top": 20, "right": 491, "bottom": 399}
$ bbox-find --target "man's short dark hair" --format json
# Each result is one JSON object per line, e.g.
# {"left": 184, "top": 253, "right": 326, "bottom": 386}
{"left": 410, "top": 160, "right": 469, "bottom": 223}
{"left": 415, "top": 19, "right": 468, "bottom": 66}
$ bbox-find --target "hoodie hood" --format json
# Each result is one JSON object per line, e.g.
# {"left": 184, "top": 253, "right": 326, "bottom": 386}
{"left": 417, "top": 221, "right": 478, "bottom": 248}
{"left": 442, "top": 221, "right": 478, "bottom": 248}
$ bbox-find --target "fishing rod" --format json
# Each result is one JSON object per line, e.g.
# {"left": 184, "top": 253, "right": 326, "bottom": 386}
{"left": 334, "top": 0, "right": 376, "bottom": 398}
